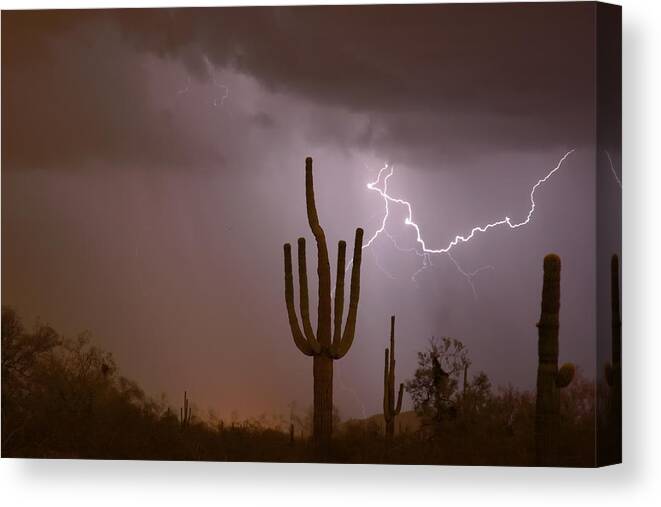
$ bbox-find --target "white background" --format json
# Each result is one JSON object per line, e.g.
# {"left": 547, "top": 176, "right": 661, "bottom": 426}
{"left": 0, "top": 0, "right": 659, "bottom": 505}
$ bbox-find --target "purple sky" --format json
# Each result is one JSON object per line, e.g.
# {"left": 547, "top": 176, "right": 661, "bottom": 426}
{"left": 2, "top": 4, "right": 618, "bottom": 421}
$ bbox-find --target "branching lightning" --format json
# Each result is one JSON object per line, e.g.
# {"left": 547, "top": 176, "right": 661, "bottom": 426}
{"left": 360, "top": 149, "right": 575, "bottom": 293}
{"left": 446, "top": 252, "right": 495, "bottom": 299}
{"left": 383, "top": 226, "right": 492, "bottom": 296}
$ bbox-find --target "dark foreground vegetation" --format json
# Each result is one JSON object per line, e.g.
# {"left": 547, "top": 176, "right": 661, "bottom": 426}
{"left": 2, "top": 306, "right": 596, "bottom": 465}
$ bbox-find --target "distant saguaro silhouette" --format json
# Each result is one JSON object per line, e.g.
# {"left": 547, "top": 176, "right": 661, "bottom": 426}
{"left": 535, "top": 254, "right": 575, "bottom": 465}
{"left": 383, "top": 316, "right": 404, "bottom": 441}
{"left": 283, "top": 157, "right": 364, "bottom": 451}
{"left": 180, "top": 391, "right": 192, "bottom": 429}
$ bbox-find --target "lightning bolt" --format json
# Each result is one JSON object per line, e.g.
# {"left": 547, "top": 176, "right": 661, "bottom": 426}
{"left": 605, "top": 150, "right": 622, "bottom": 188}
{"left": 360, "top": 162, "right": 494, "bottom": 294}
{"left": 363, "top": 163, "right": 394, "bottom": 249}
{"left": 383, "top": 228, "right": 434, "bottom": 284}
{"left": 359, "top": 149, "right": 575, "bottom": 291}
{"left": 382, "top": 228, "right": 492, "bottom": 296}
{"left": 446, "top": 252, "right": 495, "bottom": 299}
{"left": 176, "top": 77, "right": 191, "bottom": 95}
{"left": 369, "top": 248, "right": 396, "bottom": 280}
{"left": 213, "top": 77, "right": 230, "bottom": 107}
{"left": 175, "top": 71, "right": 229, "bottom": 108}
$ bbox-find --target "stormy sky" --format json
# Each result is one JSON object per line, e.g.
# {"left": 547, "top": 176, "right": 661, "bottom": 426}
{"left": 2, "top": 4, "right": 615, "bottom": 421}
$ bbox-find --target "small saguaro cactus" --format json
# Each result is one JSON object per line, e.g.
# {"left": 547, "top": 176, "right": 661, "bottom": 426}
{"left": 283, "top": 157, "right": 364, "bottom": 450}
{"left": 605, "top": 254, "right": 622, "bottom": 460}
{"left": 535, "top": 254, "right": 575, "bottom": 466}
{"left": 383, "top": 316, "right": 404, "bottom": 441}
{"left": 180, "top": 391, "right": 192, "bottom": 429}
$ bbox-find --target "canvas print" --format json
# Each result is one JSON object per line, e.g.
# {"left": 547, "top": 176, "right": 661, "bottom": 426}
{"left": 1, "top": 2, "right": 621, "bottom": 466}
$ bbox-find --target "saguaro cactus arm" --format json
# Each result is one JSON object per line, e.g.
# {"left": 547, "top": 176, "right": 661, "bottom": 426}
{"left": 331, "top": 228, "right": 364, "bottom": 359}
{"left": 383, "top": 352, "right": 403, "bottom": 417}
{"left": 395, "top": 383, "right": 404, "bottom": 415}
{"left": 391, "top": 315, "right": 404, "bottom": 416}
{"left": 284, "top": 243, "right": 317, "bottom": 356}
{"left": 305, "top": 157, "right": 332, "bottom": 346}
{"left": 297, "top": 238, "right": 319, "bottom": 348}
{"left": 332, "top": 240, "right": 346, "bottom": 347}
{"left": 556, "top": 363, "right": 575, "bottom": 388}
{"left": 383, "top": 348, "right": 391, "bottom": 415}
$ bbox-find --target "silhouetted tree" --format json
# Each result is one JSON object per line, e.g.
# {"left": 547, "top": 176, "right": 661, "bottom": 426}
{"left": 2, "top": 307, "right": 60, "bottom": 452}
{"left": 405, "top": 336, "right": 470, "bottom": 434}
{"left": 462, "top": 371, "right": 492, "bottom": 421}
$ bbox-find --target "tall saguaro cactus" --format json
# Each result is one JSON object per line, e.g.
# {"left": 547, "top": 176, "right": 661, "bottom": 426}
{"left": 605, "top": 254, "right": 622, "bottom": 460}
{"left": 535, "top": 254, "right": 575, "bottom": 466}
{"left": 283, "top": 157, "right": 364, "bottom": 449}
{"left": 383, "top": 316, "right": 404, "bottom": 441}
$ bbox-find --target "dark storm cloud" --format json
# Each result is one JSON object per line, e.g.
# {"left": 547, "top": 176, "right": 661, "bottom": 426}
{"left": 1, "top": 10, "right": 219, "bottom": 170}
{"left": 113, "top": 4, "right": 595, "bottom": 164}
{"left": 115, "top": 4, "right": 594, "bottom": 113}
{"left": 3, "top": 4, "right": 595, "bottom": 171}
